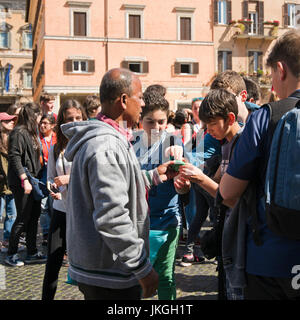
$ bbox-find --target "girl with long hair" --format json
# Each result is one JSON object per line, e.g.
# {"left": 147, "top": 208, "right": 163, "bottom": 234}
{"left": 0, "top": 113, "right": 19, "bottom": 252}
{"left": 6, "top": 103, "right": 45, "bottom": 267}
{"left": 42, "top": 99, "right": 87, "bottom": 300}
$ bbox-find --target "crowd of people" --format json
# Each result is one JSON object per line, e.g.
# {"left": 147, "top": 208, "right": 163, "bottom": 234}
{"left": 0, "top": 29, "right": 299, "bottom": 300}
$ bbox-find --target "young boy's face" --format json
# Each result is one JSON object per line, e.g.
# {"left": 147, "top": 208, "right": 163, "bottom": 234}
{"left": 206, "top": 116, "right": 230, "bottom": 141}
{"left": 142, "top": 109, "right": 168, "bottom": 143}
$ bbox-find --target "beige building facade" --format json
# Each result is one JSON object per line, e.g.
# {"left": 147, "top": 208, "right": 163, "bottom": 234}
{"left": 26, "top": 0, "right": 299, "bottom": 113}
{"left": 0, "top": 0, "right": 33, "bottom": 112}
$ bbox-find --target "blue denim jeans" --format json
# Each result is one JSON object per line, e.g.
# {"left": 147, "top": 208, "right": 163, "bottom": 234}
{"left": 0, "top": 194, "right": 17, "bottom": 241}
{"left": 40, "top": 196, "right": 53, "bottom": 237}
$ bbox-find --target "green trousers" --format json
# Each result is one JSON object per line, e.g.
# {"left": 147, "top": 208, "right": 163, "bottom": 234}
{"left": 150, "top": 227, "right": 180, "bottom": 300}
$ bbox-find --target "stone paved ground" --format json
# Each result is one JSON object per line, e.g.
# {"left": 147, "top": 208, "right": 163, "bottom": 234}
{"left": 0, "top": 221, "right": 218, "bottom": 300}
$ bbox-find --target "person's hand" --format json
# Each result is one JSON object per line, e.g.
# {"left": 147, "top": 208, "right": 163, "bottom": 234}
{"left": 54, "top": 175, "right": 69, "bottom": 187}
{"left": 164, "top": 145, "right": 183, "bottom": 161}
{"left": 174, "top": 173, "right": 191, "bottom": 194}
{"left": 179, "top": 163, "right": 206, "bottom": 184}
{"left": 49, "top": 182, "right": 62, "bottom": 200}
{"left": 23, "top": 179, "right": 32, "bottom": 194}
{"left": 156, "top": 160, "right": 178, "bottom": 182}
{"left": 138, "top": 268, "right": 159, "bottom": 298}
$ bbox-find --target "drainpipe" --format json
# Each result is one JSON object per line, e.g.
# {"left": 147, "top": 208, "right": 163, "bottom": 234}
{"left": 104, "top": 0, "right": 108, "bottom": 71}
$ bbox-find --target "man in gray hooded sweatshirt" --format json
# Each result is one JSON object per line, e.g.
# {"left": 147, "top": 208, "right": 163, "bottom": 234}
{"left": 61, "top": 68, "right": 178, "bottom": 300}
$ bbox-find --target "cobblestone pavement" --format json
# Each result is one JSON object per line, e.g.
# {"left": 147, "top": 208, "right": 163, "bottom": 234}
{"left": 0, "top": 222, "right": 218, "bottom": 300}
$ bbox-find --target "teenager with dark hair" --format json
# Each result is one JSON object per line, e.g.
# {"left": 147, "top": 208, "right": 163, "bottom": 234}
{"left": 42, "top": 99, "right": 86, "bottom": 300}
{"left": 6, "top": 103, "right": 46, "bottom": 267}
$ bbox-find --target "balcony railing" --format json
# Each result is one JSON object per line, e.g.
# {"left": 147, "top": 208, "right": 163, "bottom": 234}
{"left": 230, "top": 20, "right": 279, "bottom": 39}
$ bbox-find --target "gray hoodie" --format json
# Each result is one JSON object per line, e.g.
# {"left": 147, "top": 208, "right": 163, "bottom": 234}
{"left": 62, "top": 120, "right": 155, "bottom": 289}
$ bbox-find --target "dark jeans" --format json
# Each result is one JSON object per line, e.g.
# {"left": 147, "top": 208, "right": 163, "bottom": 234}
{"left": 184, "top": 185, "right": 215, "bottom": 255}
{"left": 8, "top": 185, "right": 41, "bottom": 255}
{"left": 245, "top": 273, "right": 300, "bottom": 300}
{"left": 42, "top": 209, "right": 66, "bottom": 300}
{"left": 78, "top": 282, "right": 142, "bottom": 300}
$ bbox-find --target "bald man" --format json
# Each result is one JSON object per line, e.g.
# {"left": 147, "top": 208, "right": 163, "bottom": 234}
{"left": 61, "top": 68, "right": 175, "bottom": 300}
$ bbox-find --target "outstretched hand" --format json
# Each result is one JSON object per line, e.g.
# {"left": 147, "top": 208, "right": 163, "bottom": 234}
{"left": 179, "top": 163, "right": 205, "bottom": 184}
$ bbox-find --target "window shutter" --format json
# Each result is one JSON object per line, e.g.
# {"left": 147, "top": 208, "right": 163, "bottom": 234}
{"left": 192, "top": 62, "right": 199, "bottom": 74}
{"left": 129, "top": 15, "right": 141, "bottom": 38}
{"left": 121, "top": 61, "right": 129, "bottom": 69}
{"left": 180, "top": 17, "right": 191, "bottom": 40}
{"left": 283, "top": 3, "right": 288, "bottom": 27}
{"left": 74, "top": 12, "right": 87, "bottom": 36}
{"left": 218, "top": 51, "right": 223, "bottom": 72}
{"left": 258, "top": 52, "right": 263, "bottom": 70}
{"left": 227, "top": 51, "right": 232, "bottom": 70}
{"left": 227, "top": 1, "right": 232, "bottom": 24}
{"left": 142, "top": 61, "right": 149, "bottom": 73}
{"left": 88, "top": 60, "right": 95, "bottom": 73}
{"left": 248, "top": 51, "right": 254, "bottom": 74}
{"left": 174, "top": 62, "right": 181, "bottom": 74}
{"left": 258, "top": 1, "right": 264, "bottom": 35}
{"left": 214, "top": 0, "right": 218, "bottom": 24}
{"left": 65, "top": 59, "right": 73, "bottom": 72}
{"left": 7, "top": 31, "right": 11, "bottom": 49}
{"left": 242, "top": 1, "right": 249, "bottom": 34}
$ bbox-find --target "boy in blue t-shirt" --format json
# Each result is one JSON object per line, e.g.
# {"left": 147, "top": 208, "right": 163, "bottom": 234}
{"left": 218, "top": 30, "right": 300, "bottom": 300}
{"left": 178, "top": 88, "right": 243, "bottom": 299}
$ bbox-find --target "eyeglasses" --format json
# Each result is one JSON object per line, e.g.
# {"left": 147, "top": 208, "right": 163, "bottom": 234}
{"left": 2, "top": 119, "right": 15, "bottom": 123}
{"left": 40, "top": 121, "right": 51, "bottom": 126}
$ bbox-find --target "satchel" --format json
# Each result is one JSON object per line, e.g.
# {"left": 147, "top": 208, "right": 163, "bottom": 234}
{"left": 24, "top": 167, "right": 49, "bottom": 201}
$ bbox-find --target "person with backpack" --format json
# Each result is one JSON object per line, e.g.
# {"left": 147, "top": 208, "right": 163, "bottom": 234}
{"left": 179, "top": 88, "right": 244, "bottom": 299}
{"left": 217, "top": 29, "right": 300, "bottom": 300}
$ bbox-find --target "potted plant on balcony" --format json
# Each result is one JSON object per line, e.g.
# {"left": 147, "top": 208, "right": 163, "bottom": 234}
{"left": 257, "top": 68, "right": 263, "bottom": 78}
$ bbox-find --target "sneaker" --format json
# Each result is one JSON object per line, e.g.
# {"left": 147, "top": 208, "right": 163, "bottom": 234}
{"left": 180, "top": 254, "right": 205, "bottom": 267}
{"left": 25, "top": 251, "right": 47, "bottom": 264}
{"left": 1, "top": 241, "right": 26, "bottom": 253}
{"left": 5, "top": 254, "right": 24, "bottom": 267}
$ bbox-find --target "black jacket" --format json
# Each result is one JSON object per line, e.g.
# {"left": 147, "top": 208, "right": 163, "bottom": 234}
{"left": 8, "top": 127, "right": 41, "bottom": 187}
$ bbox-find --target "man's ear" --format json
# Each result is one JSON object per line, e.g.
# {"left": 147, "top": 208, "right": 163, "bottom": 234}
{"left": 120, "top": 93, "right": 127, "bottom": 110}
{"left": 227, "top": 112, "right": 236, "bottom": 126}
{"left": 277, "top": 61, "right": 287, "bottom": 81}
{"left": 239, "top": 90, "right": 248, "bottom": 103}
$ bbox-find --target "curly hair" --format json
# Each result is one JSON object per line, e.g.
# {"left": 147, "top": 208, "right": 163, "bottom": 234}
{"left": 141, "top": 87, "right": 169, "bottom": 119}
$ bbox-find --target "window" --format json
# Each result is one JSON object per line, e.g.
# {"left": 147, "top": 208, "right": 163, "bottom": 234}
{"left": 65, "top": 58, "right": 95, "bottom": 74}
{"left": 0, "top": 32, "right": 8, "bottom": 48}
{"left": 0, "top": 22, "right": 11, "bottom": 49}
{"left": 73, "top": 60, "right": 87, "bottom": 73}
{"left": 242, "top": 1, "right": 264, "bottom": 35}
{"left": 214, "top": 0, "right": 231, "bottom": 25}
{"left": 124, "top": 5, "right": 145, "bottom": 39}
{"left": 218, "top": 0, "right": 227, "bottom": 24}
{"left": 218, "top": 51, "right": 232, "bottom": 72}
{"left": 22, "top": 32, "right": 32, "bottom": 49}
{"left": 121, "top": 60, "right": 149, "bottom": 74}
{"left": 129, "top": 14, "right": 141, "bottom": 38}
{"left": 248, "top": 51, "right": 263, "bottom": 74}
{"left": 23, "top": 69, "right": 32, "bottom": 88}
{"left": 175, "top": 7, "right": 195, "bottom": 41}
{"left": 67, "top": 1, "right": 91, "bottom": 37}
{"left": 174, "top": 61, "right": 199, "bottom": 75}
{"left": 248, "top": 12, "right": 258, "bottom": 34}
{"left": 180, "top": 17, "right": 191, "bottom": 40}
{"left": 74, "top": 12, "right": 87, "bottom": 36}
{"left": 286, "top": 3, "right": 296, "bottom": 27}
